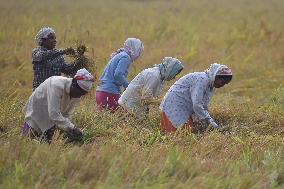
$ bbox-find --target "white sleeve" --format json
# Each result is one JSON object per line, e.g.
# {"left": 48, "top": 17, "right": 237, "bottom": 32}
{"left": 142, "top": 75, "right": 160, "bottom": 99}
{"left": 190, "top": 81, "right": 215, "bottom": 125}
{"left": 203, "top": 95, "right": 210, "bottom": 111}
{"left": 47, "top": 85, "right": 75, "bottom": 131}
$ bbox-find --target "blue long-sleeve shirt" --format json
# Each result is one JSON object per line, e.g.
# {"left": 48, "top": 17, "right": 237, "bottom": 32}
{"left": 96, "top": 51, "right": 132, "bottom": 94}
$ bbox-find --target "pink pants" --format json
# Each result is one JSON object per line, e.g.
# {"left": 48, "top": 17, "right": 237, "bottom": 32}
{"left": 95, "top": 91, "right": 120, "bottom": 113}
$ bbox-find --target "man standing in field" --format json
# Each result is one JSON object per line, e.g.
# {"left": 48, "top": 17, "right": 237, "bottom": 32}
{"left": 22, "top": 68, "right": 94, "bottom": 143}
{"left": 32, "top": 27, "right": 82, "bottom": 91}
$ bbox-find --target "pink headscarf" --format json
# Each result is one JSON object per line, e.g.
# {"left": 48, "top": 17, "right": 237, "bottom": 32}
{"left": 74, "top": 68, "right": 94, "bottom": 91}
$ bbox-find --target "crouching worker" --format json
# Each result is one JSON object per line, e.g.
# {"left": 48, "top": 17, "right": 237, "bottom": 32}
{"left": 118, "top": 57, "right": 184, "bottom": 117}
{"left": 159, "top": 63, "right": 232, "bottom": 134}
{"left": 22, "top": 68, "right": 94, "bottom": 143}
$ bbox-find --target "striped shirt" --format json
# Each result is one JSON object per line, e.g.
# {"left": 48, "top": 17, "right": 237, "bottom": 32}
{"left": 32, "top": 47, "right": 79, "bottom": 90}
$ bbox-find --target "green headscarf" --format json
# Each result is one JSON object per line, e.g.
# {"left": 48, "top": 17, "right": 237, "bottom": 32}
{"left": 155, "top": 57, "right": 184, "bottom": 81}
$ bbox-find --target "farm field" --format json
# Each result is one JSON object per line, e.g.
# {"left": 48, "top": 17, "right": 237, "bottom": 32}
{"left": 0, "top": 0, "right": 283, "bottom": 188}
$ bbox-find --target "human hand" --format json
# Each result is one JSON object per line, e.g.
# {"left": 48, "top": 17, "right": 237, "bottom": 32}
{"left": 74, "top": 56, "right": 88, "bottom": 69}
{"left": 216, "top": 126, "right": 233, "bottom": 135}
{"left": 63, "top": 47, "right": 76, "bottom": 55}
{"left": 150, "top": 98, "right": 161, "bottom": 105}
{"left": 77, "top": 45, "right": 87, "bottom": 55}
{"left": 210, "top": 121, "right": 219, "bottom": 129}
{"left": 65, "top": 127, "right": 83, "bottom": 141}
{"left": 141, "top": 98, "right": 160, "bottom": 106}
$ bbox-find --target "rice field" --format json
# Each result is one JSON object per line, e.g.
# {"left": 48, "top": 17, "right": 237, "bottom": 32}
{"left": 0, "top": 0, "right": 283, "bottom": 188}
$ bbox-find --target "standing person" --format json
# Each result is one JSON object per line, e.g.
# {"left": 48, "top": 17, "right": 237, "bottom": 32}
{"left": 32, "top": 27, "right": 81, "bottom": 90}
{"left": 159, "top": 63, "right": 233, "bottom": 134}
{"left": 95, "top": 38, "right": 144, "bottom": 112}
{"left": 22, "top": 68, "right": 94, "bottom": 143}
{"left": 118, "top": 57, "right": 184, "bottom": 117}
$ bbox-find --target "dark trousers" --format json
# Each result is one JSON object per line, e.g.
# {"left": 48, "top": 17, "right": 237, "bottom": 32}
{"left": 22, "top": 122, "right": 55, "bottom": 144}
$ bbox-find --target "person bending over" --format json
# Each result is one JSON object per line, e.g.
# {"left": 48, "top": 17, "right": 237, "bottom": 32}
{"left": 22, "top": 68, "right": 94, "bottom": 143}
{"left": 118, "top": 57, "right": 184, "bottom": 117}
{"left": 95, "top": 38, "right": 144, "bottom": 112}
{"left": 159, "top": 63, "right": 232, "bottom": 134}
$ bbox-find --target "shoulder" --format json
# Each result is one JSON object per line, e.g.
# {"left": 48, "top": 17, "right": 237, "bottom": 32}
{"left": 32, "top": 47, "right": 40, "bottom": 52}
{"left": 115, "top": 51, "right": 131, "bottom": 62}
{"left": 142, "top": 67, "right": 160, "bottom": 79}
{"left": 49, "top": 76, "right": 71, "bottom": 83}
{"left": 32, "top": 47, "right": 42, "bottom": 55}
{"left": 175, "top": 72, "right": 208, "bottom": 87}
{"left": 47, "top": 76, "right": 72, "bottom": 90}
{"left": 189, "top": 72, "right": 210, "bottom": 90}
{"left": 192, "top": 72, "right": 208, "bottom": 79}
{"left": 109, "top": 52, "right": 131, "bottom": 67}
{"left": 184, "top": 72, "right": 208, "bottom": 81}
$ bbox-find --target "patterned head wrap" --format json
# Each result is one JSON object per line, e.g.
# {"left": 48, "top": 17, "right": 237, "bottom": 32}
{"left": 216, "top": 67, "right": 232, "bottom": 75}
{"left": 35, "top": 27, "right": 55, "bottom": 46}
{"left": 205, "top": 63, "right": 232, "bottom": 86}
{"left": 155, "top": 57, "right": 184, "bottom": 81}
{"left": 111, "top": 38, "right": 144, "bottom": 61}
{"left": 74, "top": 68, "right": 94, "bottom": 91}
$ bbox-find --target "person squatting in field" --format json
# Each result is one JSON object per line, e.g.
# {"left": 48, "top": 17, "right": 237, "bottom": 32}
{"left": 118, "top": 57, "right": 184, "bottom": 117}
{"left": 32, "top": 27, "right": 82, "bottom": 91}
{"left": 95, "top": 38, "right": 144, "bottom": 112}
{"left": 22, "top": 68, "right": 94, "bottom": 143}
{"left": 159, "top": 63, "right": 233, "bottom": 134}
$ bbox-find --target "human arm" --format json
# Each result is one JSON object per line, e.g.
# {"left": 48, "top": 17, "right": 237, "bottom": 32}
{"left": 46, "top": 84, "right": 76, "bottom": 131}
{"left": 141, "top": 98, "right": 162, "bottom": 106}
{"left": 114, "top": 57, "right": 131, "bottom": 88}
{"left": 190, "top": 82, "right": 218, "bottom": 128}
{"left": 32, "top": 47, "right": 75, "bottom": 64}
{"left": 60, "top": 62, "right": 80, "bottom": 77}
{"left": 141, "top": 76, "right": 161, "bottom": 106}
{"left": 62, "top": 47, "right": 76, "bottom": 55}
{"left": 60, "top": 51, "right": 85, "bottom": 76}
{"left": 65, "top": 127, "right": 83, "bottom": 142}
{"left": 32, "top": 48, "right": 63, "bottom": 63}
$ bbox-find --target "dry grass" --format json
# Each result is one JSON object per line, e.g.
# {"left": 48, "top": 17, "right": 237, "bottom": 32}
{"left": 0, "top": 0, "right": 284, "bottom": 188}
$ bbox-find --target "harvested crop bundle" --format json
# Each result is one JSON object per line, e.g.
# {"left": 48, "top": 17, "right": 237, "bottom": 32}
{"left": 70, "top": 44, "right": 97, "bottom": 75}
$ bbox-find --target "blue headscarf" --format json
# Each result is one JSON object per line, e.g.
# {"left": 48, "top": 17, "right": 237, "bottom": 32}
{"left": 155, "top": 57, "right": 184, "bottom": 81}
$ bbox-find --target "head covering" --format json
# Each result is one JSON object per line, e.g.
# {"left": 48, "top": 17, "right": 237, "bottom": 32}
{"left": 205, "top": 63, "right": 232, "bottom": 87}
{"left": 35, "top": 27, "right": 55, "bottom": 46}
{"left": 216, "top": 67, "right": 232, "bottom": 75}
{"left": 74, "top": 68, "right": 94, "bottom": 91}
{"left": 111, "top": 38, "right": 144, "bottom": 61}
{"left": 155, "top": 57, "right": 184, "bottom": 81}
